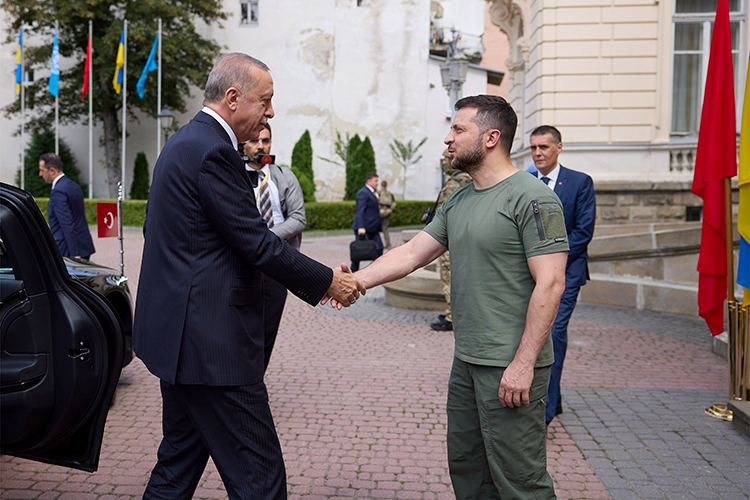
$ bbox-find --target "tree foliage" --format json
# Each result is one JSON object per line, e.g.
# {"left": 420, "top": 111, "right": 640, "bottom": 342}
{"left": 389, "top": 137, "right": 427, "bottom": 197}
{"left": 344, "top": 134, "right": 363, "bottom": 200}
{"left": 2, "top": 0, "right": 226, "bottom": 196}
{"left": 291, "top": 130, "right": 315, "bottom": 202}
{"left": 351, "top": 136, "right": 376, "bottom": 192}
{"left": 130, "top": 151, "right": 150, "bottom": 200}
{"left": 15, "top": 127, "right": 85, "bottom": 198}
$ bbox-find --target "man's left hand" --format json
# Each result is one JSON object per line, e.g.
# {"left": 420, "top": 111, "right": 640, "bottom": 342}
{"left": 498, "top": 360, "right": 534, "bottom": 408}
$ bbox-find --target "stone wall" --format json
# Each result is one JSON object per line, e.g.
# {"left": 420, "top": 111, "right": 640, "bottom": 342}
{"left": 594, "top": 181, "right": 740, "bottom": 224}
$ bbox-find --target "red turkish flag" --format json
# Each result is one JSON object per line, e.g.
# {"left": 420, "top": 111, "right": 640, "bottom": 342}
{"left": 97, "top": 202, "right": 119, "bottom": 238}
{"left": 81, "top": 34, "right": 91, "bottom": 100}
{"left": 692, "top": 0, "right": 737, "bottom": 336}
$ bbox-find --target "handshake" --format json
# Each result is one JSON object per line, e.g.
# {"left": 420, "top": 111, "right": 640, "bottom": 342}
{"left": 321, "top": 263, "right": 367, "bottom": 310}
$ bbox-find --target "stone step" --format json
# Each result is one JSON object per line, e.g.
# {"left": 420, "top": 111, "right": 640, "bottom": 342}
{"left": 580, "top": 274, "right": 699, "bottom": 317}
{"left": 382, "top": 268, "right": 446, "bottom": 311}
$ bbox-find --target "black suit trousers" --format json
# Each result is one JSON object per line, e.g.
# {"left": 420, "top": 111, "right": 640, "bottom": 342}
{"left": 143, "top": 381, "right": 286, "bottom": 500}
{"left": 263, "top": 276, "right": 289, "bottom": 373}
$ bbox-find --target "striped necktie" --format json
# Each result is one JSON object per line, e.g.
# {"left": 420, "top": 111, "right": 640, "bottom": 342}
{"left": 257, "top": 171, "right": 275, "bottom": 229}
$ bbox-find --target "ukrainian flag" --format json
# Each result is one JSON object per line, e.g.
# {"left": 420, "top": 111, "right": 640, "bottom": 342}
{"left": 113, "top": 28, "right": 125, "bottom": 94}
{"left": 739, "top": 55, "right": 750, "bottom": 306}
{"left": 15, "top": 29, "right": 22, "bottom": 93}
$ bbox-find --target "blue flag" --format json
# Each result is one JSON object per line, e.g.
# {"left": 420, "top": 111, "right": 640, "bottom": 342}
{"left": 136, "top": 33, "right": 159, "bottom": 99}
{"left": 48, "top": 28, "right": 59, "bottom": 97}
{"left": 15, "top": 29, "right": 22, "bottom": 93}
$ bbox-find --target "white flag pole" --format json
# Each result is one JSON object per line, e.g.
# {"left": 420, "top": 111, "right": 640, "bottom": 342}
{"left": 88, "top": 20, "right": 93, "bottom": 199}
{"left": 20, "top": 24, "right": 25, "bottom": 191}
{"left": 54, "top": 20, "right": 59, "bottom": 155}
{"left": 121, "top": 20, "right": 127, "bottom": 199}
{"left": 157, "top": 18, "right": 162, "bottom": 157}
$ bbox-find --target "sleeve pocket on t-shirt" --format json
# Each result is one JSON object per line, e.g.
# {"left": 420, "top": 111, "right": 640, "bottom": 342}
{"left": 539, "top": 201, "right": 567, "bottom": 241}
{"left": 531, "top": 200, "right": 566, "bottom": 242}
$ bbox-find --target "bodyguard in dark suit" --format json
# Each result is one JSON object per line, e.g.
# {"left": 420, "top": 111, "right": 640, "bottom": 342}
{"left": 528, "top": 125, "right": 596, "bottom": 425}
{"left": 38, "top": 153, "right": 95, "bottom": 259}
{"left": 133, "top": 53, "right": 363, "bottom": 500}
{"left": 350, "top": 172, "right": 383, "bottom": 271}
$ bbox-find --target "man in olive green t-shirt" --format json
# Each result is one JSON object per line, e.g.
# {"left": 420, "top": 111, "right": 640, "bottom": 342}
{"left": 352, "top": 95, "right": 569, "bottom": 499}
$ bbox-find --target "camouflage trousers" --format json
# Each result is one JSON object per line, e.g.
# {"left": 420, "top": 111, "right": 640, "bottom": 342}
{"left": 438, "top": 252, "right": 451, "bottom": 322}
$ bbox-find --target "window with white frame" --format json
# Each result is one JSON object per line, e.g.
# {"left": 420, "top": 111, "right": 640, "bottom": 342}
{"left": 671, "top": 0, "right": 745, "bottom": 134}
{"left": 240, "top": 0, "right": 258, "bottom": 25}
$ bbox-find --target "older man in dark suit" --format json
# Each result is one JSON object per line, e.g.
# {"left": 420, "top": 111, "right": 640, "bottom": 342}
{"left": 528, "top": 125, "right": 596, "bottom": 425}
{"left": 350, "top": 172, "right": 382, "bottom": 271}
{"left": 133, "top": 53, "right": 363, "bottom": 500}
{"left": 38, "top": 153, "right": 95, "bottom": 260}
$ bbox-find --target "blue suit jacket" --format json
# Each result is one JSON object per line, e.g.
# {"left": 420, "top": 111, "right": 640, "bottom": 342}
{"left": 133, "top": 111, "right": 333, "bottom": 386}
{"left": 527, "top": 165, "right": 596, "bottom": 288}
{"left": 48, "top": 175, "right": 95, "bottom": 258}
{"left": 351, "top": 186, "right": 381, "bottom": 233}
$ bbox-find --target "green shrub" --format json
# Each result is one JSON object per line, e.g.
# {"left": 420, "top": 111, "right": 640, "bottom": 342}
{"left": 344, "top": 134, "right": 362, "bottom": 200}
{"left": 130, "top": 152, "right": 150, "bottom": 200}
{"left": 17, "top": 127, "right": 86, "bottom": 198}
{"left": 290, "top": 130, "right": 316, "bottom": 202}
{"left": 34, "top": 197, "right": 434, "bottom": 232}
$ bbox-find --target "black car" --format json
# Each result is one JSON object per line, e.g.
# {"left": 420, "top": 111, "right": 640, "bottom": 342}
{"left": 1, "top": 182, "right": 133, "bottom": 472}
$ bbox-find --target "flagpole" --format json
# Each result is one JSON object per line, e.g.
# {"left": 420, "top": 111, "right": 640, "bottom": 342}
{"left": 54, "top": 20, "right": 59, "bottom": 155}
{"left": 157, "top": 18, "right": 162, "bottom": 157}
{"left": 88, "top": 20, "right": 93, "bottom": 199}
{"left": 121, "top": 20, "right": 127, "bottom": 199}
{"left": 20, "top": 25, "right": 25, "bottom": 191}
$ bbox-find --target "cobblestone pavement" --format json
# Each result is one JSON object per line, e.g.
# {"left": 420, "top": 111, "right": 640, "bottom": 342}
{"left": 1, "top": 229, "right": 747, "bottom": 499}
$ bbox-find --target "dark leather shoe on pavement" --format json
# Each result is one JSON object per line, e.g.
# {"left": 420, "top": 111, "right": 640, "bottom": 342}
{"left": 430, "top": 317, "right": 453, "bottom": 331}
{"left": 438, "top": 314, "right": 446, "bottom": 321}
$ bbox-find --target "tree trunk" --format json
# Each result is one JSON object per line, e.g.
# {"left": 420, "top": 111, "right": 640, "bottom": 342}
{"left": 101, "top": 81, "right": 122, "bottom": 199}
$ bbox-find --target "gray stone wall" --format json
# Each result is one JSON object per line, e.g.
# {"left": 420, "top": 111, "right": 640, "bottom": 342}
{"left": 594, "top": 181, "right": 740, "bottom": 224}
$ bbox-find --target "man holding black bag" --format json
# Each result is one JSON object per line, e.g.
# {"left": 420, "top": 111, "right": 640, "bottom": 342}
{"left": 350, "top": 172, "right": 383, "bottom": 271}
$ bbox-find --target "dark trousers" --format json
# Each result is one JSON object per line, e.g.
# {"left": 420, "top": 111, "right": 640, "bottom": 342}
{"left": 545, "top": 285, "right": 580, "bottom": 424}
{"left": 263, "top": 276, "right": 288, "bottom": 373}
{"left": 350, "top": 231, "right": 383, "bottom": 272}
{"left": 143, "top": 381, "right": 286, "bottom": 500}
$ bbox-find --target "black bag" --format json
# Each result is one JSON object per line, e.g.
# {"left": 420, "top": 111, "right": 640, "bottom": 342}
{"left": 350, "top": 235, "right": 379, "bottom": 262}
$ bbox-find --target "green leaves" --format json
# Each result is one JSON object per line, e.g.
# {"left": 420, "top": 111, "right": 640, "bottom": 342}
{"left": 389, "top": 137, "right": 427, "bottom": 196}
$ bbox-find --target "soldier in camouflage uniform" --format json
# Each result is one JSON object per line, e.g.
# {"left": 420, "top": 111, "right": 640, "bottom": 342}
{"left": 431, "top": 152, "right": 473, "bottom": 331}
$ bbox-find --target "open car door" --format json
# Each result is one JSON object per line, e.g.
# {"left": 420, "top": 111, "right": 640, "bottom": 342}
{"left": 0, "top": 183, "right": 124, "bottom": 472}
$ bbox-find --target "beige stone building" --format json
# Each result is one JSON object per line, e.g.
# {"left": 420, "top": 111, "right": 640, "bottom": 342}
{"left": 484, "top": 0, "right": 747, "bottom": 226}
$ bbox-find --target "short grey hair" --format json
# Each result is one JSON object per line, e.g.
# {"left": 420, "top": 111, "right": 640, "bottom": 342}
{"left": 203, "top": 53, "right": 269, "bottom": 104}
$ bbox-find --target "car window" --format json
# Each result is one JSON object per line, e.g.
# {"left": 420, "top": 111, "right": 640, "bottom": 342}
{"left": 0, "top": 237, "right": 17, "bottom": 279}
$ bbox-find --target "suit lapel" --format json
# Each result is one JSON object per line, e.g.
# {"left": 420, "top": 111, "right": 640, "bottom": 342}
{"left": 554, "top": 165, "right": 568, "bottom": 198}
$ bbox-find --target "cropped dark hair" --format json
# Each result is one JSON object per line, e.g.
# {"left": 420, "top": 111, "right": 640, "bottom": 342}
{"left": 39, "top": 153, "right": 63, "bottom": 172}
{"left": 455, "top": 95, "right": 517, "bottom": 155}
{"left": 365, "top": 172, "right": 379, "bottom": 182}
{"left": 263, "top": 122, "right": 272, "bottom": 139}
{"left": 204, "top": 53, "right": 269, "bottom": 104}
{"left": 531, "top": 125, "right": 562, "bottom": 144}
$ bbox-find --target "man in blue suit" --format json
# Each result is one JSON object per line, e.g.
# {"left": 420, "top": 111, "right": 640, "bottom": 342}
{"left": 528, "top": 125, "right": 596, "bottom": 425}
{"left": 350, "top": 172, "right": 383, "bottom": 271}
{"left": 38, "top": 153, "right": 95, "bottom": 260}
{"left": 133, "top": 53, "right": 363, "bottom": 499}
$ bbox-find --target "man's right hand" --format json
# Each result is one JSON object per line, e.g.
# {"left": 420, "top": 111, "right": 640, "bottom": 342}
{"left": 357, "top": 228, "right": 366, "bottom": 235}
{"left": 320, "top": 264, "right": 366, "bottom": 310}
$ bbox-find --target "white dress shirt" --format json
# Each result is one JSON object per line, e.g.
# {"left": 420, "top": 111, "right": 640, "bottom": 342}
{"left": 536, "top": 163, "right": 560, "bottom": 191}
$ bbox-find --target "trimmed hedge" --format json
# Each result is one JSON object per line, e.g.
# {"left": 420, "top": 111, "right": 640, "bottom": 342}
{"left": 34, "top": 198, "right": 433, "bottom": 232}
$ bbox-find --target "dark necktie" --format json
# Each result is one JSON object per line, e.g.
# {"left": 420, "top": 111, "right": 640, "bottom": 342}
{"left": 258, "top": 171, "right": 274, "bottom": 229}
{"left": 247, "top": 170, "right": 259, "bottom": 188}
{"left": 541, "top": 176, "right": 551, "bottom": 185}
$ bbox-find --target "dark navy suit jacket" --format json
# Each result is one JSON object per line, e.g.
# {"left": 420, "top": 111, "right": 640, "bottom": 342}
{"left": 48, "top": 175, "right": 95, "bottom": 258}
{"left": 133, "top": 111, "right": 333, "bottom": 386}
{"left": 351, "top": 186, "right": 382, "bottom": 233}
{"left": 527, "top": 164, "right": 596, "bottom": 288}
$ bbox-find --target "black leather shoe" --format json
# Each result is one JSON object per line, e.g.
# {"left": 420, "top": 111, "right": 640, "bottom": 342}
{"left": 555, "top": 400, "right": 563, "bottom": 416}
{"left": 430, "top": 317, "right": 453, "bottom": 331}
{"left": 438, "top": 314, "right": 446, "bottom": 320}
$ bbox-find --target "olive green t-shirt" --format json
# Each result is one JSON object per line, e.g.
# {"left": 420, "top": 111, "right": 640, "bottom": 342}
{"left": 424, "top": 170, "right": 569, "bottom": 367}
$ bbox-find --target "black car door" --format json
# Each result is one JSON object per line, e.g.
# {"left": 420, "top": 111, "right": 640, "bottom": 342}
{"left": 0, "top": 183, "right": 124, "bottom": 472}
